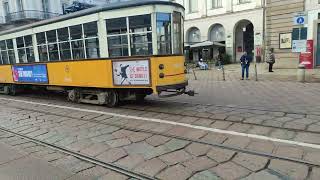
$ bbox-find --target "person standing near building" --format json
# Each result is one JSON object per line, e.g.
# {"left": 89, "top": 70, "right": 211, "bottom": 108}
{"left": 266, "top": 48, "right": 275, "bottom": 72}
{"left": 240, "top": 52, "right": 251, "bottom": 80}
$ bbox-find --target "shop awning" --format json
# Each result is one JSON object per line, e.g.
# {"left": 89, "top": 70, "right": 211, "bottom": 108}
{"left": 190, "top": 41, "right": 225, "bottom": 49}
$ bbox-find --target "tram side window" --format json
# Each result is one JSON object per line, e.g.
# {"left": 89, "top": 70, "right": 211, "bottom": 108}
{"left": 46, "top": 30, "right": 59, "bottom": 61}
{"left": 157, "top": 13, "right": 172, "bottom": 55}
{"left": 0, "top": 40, "right": 15, "bottom": 64}
{"left": 129, "top": 14, "right": 153, "bottom": 56}
{"left": 173, "top": 12, "right": 182, "bottom": 55}
{"left": 58, "top": 28, "right": 72, "bottom": 60}
{"left": 84, "top": 22, "right": 100, "bottom": 59}
{"left": 16, "top": 35, "right": 35, "bottom": 63}
{"left": 70, "top": 25, "right": 85, "bottom": 59}
{"left": 36, "top": 32, "right": 48, "bottom": 62}
{"left": 106, "top": 17, "right": 128, "bottom": 57}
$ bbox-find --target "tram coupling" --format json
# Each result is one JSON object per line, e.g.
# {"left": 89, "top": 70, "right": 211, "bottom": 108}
{"left": 158, "top": 88, "right": 196, "bottom": 98}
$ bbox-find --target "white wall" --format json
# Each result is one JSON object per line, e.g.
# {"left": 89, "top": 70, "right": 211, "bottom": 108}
{"left": 306, "top": 0, "right": 320, "bottom": 40}
{"left": 0, "top": 0, "right": 63, "bottom": 14}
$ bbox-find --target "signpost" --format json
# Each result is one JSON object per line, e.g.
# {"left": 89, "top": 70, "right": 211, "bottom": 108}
{"left": 293, "top": 12, "right": 307, "bottom": 25}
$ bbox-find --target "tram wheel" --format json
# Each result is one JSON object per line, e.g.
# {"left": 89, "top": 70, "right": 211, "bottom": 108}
{"left": 106, "top": 90, "right": 119, "bottom": 107}
{"left": 9, "top": 85, "right": 16, "bottom": 96}
{"left": 68, "top": 89, "right": 80, "bottom": 103}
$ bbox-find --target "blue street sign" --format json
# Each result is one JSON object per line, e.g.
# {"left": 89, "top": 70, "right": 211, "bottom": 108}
{"left": 297, "top": 17, "right": 305, "bottom": 24}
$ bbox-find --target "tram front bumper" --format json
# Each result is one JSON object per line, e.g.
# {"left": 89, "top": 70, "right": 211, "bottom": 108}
{"left": 156, "top": 81, "right": 195, "bottom": 98}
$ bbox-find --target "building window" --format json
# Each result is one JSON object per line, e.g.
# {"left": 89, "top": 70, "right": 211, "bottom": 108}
{"left": 212, "top": 0, "right": 222, "bottom": 8}
{"left": 106, "top": 17, "right": 129, "bottom": 57}
{"left": 0, "top": 39, "right": 15, "bottom": 64}
{"left": 189, "top": 0, "right": 198, "bottom": 13}
{"left": 238, "top": 0, "right": 251, "bottom": 4}
{"left": 16, "top": 35, "right": 35, "bottom": 63}
{"left": 173, "top": 12, "right": 182, "bottom": 54}
{"left": 42, "top": 0, "right": 49, "bottom": 12}
{"left": 4, "top": 2, "right": 10, "bottom": 17}
{"left": 157, "top": 13, "right": 172, "bottom": 55}
{"left": 129, "top": 14, "right": 152, "bottom": 56}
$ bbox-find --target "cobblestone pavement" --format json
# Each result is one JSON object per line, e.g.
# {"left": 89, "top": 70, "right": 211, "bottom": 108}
{"left": 0, "top": 95, "right": 320, "bottom": 180}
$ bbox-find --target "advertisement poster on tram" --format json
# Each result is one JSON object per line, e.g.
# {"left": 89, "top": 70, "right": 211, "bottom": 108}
{"left": 112, "top": 60, "right": 150, "bottom": 86}
{"left": 12, "top": 64, "right": 48, "bottom": 83}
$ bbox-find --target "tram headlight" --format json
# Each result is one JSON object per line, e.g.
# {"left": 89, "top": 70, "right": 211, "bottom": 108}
{"left": 159, "top": 73, "right": 165, "bottom": 78}
{"left": 159, "top": 64, "right": 164, "bottom": 70}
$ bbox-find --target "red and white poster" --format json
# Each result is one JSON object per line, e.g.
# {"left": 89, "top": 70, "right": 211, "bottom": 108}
{"left": 299, "top": 40, "right": 314, "bottom": 69}
{"left": 112, "top": 60, "right": 150, "bottom": 86}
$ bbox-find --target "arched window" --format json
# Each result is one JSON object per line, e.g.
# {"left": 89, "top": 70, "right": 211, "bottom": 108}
{"left": 188, "top": 27, "right": 201, "bottom": 43}
{"left": 209, "top": 24, "right": 225, "bottom": 42}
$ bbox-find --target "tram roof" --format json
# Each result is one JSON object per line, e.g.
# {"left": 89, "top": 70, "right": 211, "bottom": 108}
{"left": 0, "top": 0, "right": 184, "bottom": 36}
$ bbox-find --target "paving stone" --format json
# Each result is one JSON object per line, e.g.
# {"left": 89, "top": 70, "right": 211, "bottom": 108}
{"left": 183, "top": 130, "right": 208, "bottom": 140}
{"left": 246, "top": 141, "right": 275, "bottom": 154}
{"left": 210, "top": 162, "right": 251, "bottom": 180}
{"left": 303, "top": 151, "right": 320, "bottom": 164}
{"left": 269, "top": 129, "right": 296, "bottom": 140}
{"left": 309, "top": 167, "right": 320, "bottom": 180}
{"left": 159, "top": 150, "right": 192, "bottom": 166}
{"left": 67, "top": 140, "right": 93, "bottom": 152}
{"left": 274, "top": 145, "right": 304, "bottom": 159}
{"left": 128, "top": 132, "right": 152, "bottom": 143}
{"left": 268, "top": 159, "right": 308, "bottom": 179}
{"left": 225, "top": 116, "right": 244, "bottom": 122}
{"left": 267, "top": 112, "right": 285, "bottom": 117}
{"left": 164, "top": 138, "right": 190, "bottom": 151}
{"left": 96, "top": 148, "right": 127, "bottom": 163}
{"left": 112, "top": 130, "right": 134, "bottom": 139}
{"left": 42, "top": 152, "right": 65, "bottom": 162}
{"left": 223, "top": 136, "right": 251, "bottom": 149}
{"left": 307, "top": 124, "right": 320, "bottom": 132}
{"left": 115, "top": 154, "right": 145, "bottom": 170}
{"left": 227, "top": 123, "right": 252, "bottom": 133}
{"left": 192, "top": 118, "right": 214, "bottom": 126}
{"left": 166, "top": 126, "right": 190, "bottom": 136}
{"left": 294, "top": 132, "right": 320, "bottom": 144}
{"left": 183, "top": 156, "right": 218, "bottom": 173}
{"left": 156, "top": 164, "right": 193, "bottom": 180}
{"left": 185, "top": 143, "right": 211, "bottom": 157}
{"left": 146, "top": 135, "right": 171, "bottom": 147}
{"left": 106, "top": 138, "right": 132, "bottom": 148}
{"left": 210, "top": 114, "right": 228, "bottom": 120}
{"left": 283, "top": 121, "right": 306, "bottom": 130}
{"left": 178, "top": 117, "right": 199, "bottom": 124}
{"left": 25, "top": 129, "right": 48, "bottom": 138}
{"left": 99, "top": 172, "right": 129, "bottom": 180}
{"left": 123, "top": 142, "right": 156, "bottom": 157}
{"left": 243, "top": 117, "right": 265, "bottom": 125}
{"left": 273, "top": 117, "right": 295, "bottom": 122}
{"left": 76, "top": 166, "right": 111, "bottom": 178}
{"left": 134, "top": 158, "right": 167, "bottom": 177}
{"left": 200, "top": 133, "right": 228, "bottom": 144}
{"left": 210, "top": 121, "right": 233, "bottom": 129}
{"left": 91, "top": 134, "right": 115, "bottom": 143}
{"left": 55, "top": 136, "right": 77, "bottom": 147}
{"left": 307, "top": 115, "right": 320, "bottom": 120}
{"left": 144, "top": 145, "right": 172, "bottom": 160}
{"left": 232, "top": 153, "right": 269, "bottom": 171}
{"left": 80, "top": 143, "right": 110, "bottom": 156}
{"left": 263, "top": 120, "right": 283, "bottom": 128}
{"left": 286, "top": 113, "right": 305, "bottom": 119}
{"left": 247, "top": 126, "right": 272, "bottom": 136}
{"left": 189, "top": 170, "right": 221, "bottom": 180}
{"left": 241, "top": 170, "right": 284, "bottom": 180}
{"left": 207, "top": 147, "right": 236, "bottom": 163}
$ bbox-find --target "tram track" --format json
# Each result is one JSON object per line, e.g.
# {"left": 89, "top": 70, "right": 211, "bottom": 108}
{"left": 0, "top": 95, "right": 320, "bottom": 169}
{"left": 4, "top": 92, "right": 320, "bottom": 136}
{"left": 0, "top": 126, "right": 156, "bottom": 180}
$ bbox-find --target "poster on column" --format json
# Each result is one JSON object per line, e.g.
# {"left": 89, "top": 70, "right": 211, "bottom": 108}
{"left": 12, "top": 64, "right": 48, "bottom": 83}
{"left": 112, "top": 59, "right": 151, "bottom": 86}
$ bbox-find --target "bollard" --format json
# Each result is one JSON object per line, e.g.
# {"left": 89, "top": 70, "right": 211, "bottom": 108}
{"left": 254, "top": 64, "right": 258, "bottom": 81}
{"left": 222, "top": 66, "right": 226, "bottom": 81}
{"left": 297, "top": 64, "right": 306, "bottom": 83}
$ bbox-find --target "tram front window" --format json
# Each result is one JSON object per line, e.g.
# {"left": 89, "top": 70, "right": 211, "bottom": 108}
{"left": 157, "top": 13, "right": 172, "bottom": 55}
{"left": 173, "top": 12, "right": 182, "bottom": 55}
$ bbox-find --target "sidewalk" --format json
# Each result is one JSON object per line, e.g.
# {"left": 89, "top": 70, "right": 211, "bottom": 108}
{"left": 0, "top": 142, "right": 85, "bottom": 180}
{"left": 188, "top": 63, "right": 320, "bottom": 82}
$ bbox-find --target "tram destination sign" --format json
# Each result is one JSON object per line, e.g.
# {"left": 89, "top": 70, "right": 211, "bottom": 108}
{"left": 12, "top": 64, "right": 48, "bottom": 83}
{"left": 112, "top": 59, "right": 151, "bottom": 86}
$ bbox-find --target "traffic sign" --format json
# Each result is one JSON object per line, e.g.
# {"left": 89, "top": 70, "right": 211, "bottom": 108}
{"left": 293, "top": 12, "right": 307, "bottom": 25}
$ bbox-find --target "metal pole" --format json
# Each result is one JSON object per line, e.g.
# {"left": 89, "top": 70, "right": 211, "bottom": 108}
{"left": 222, "top": 66, "right": 226, "bottom": 81}
{"left": 255, "top": 63, "right": 258, "bottom": 81}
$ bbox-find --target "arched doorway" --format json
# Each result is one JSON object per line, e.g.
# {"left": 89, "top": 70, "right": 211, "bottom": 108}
{"left": 186, "top": 27, "right": 201, "bottom": 62}
{"left": 234, "top": 20, "right": 254, "bottom": 61}
{"left": 209, "top": 24, "right": 226, "bottom": 60}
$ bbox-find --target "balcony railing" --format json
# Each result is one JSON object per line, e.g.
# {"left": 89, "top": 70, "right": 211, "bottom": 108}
{"left": 5, "top": 10, "right": 60, "bottom": 23}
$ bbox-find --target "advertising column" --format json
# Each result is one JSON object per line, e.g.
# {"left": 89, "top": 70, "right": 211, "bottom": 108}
{"left": 299, "top": 40, "right": 314, "bottom": 69}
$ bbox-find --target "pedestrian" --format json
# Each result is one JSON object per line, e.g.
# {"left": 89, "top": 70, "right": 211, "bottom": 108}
{"left": 198, "top": 58, "right": 209, "bottom": 70}
{"left": 266, "top": 48, "right": 275, "bottom": 72}
{"left": 240, "top": 51, "right": 252, "bottom": 80}
{"left": 217, "top": 52, "right": 223, "bottom": 70}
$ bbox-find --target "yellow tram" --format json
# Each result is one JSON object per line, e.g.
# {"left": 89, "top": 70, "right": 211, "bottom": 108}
{"left": 0, "top": 0, "right": 193, "bottom": 107}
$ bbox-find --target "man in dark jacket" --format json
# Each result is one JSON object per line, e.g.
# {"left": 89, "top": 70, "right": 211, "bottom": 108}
{"left": 267, "top": 48, "right": 275, "bottom": 72}
{"left": 240, "top": 52, "right": 252, "bottom": 80}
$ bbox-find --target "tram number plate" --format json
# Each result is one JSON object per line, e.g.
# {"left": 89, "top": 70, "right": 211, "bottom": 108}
{"left": 12, "top": 64, "right": 48, "bottom": 83}
{"left": 112, "top": 60, "right": 150, "bottom": 86}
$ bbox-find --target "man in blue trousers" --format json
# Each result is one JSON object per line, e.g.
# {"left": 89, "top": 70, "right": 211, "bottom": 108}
{"left": 240, "top": 52, "right": 252, "bottom": 80}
